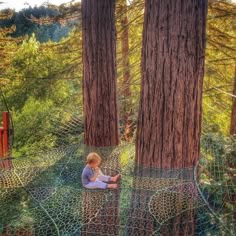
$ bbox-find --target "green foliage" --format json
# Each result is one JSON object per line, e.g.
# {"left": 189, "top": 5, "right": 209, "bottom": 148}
{"left": 0, "top": 6, "right": 72, "bottom": 42}
{"left": 203, "top": 1, "right": 236, "bottom": 134}
{"left": 12, "top": 97, "right": 57, "bottom": 157}
{"left": 4, "top": 33, "right": 79, "bottom": 106}
{"left": 200, "top": 133, "right": 235, "bottom": 234}
{"left": 1, "top": 29, "right": 82, "bottom": 156}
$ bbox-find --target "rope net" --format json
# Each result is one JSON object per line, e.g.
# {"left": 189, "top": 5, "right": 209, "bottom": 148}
{"left": 0, "top": 126, "right": 235, "bottom": 235}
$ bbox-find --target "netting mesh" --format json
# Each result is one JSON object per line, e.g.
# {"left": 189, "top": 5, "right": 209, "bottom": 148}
{"left": 0, "top": 134, "right": 235, "bottom": 235}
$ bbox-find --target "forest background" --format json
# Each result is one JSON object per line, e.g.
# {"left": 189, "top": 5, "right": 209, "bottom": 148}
{"left": 0, "top": 0, "right": 235, "bottom": 155}
{"left": 0, "top": 0, "right": 235, "bottom": 234}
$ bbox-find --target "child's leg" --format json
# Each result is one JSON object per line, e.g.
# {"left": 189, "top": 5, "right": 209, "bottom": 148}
{"left": 85, "top": 181, "right": 118, "bottom": 189}
{"left": 84, "top": 180, "right": 107, "bottom": 189}
{"left": 107, "top": 184, "right": 118, "bottom": 189}
{"left": 97, "top": 169, "right": 111, "bottom": 182}
{"left": 110, "top": 174, "right": 120, "bottom": 182}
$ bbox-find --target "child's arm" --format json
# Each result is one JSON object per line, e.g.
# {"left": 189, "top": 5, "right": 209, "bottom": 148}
{"left": 89, "top": 168, "right": 99, "bottom": 182}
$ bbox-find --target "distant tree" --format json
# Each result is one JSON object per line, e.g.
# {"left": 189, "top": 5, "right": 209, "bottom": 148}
{"left": 0, "top": 6, "right": 72, "bottom": 42}
{"left": 117, "top": 0, "right": 131, "bottom": 100}
{"left": 230, "top": 64, "right": 236, "bottom": 135}
{"left": 116, "top": 0, "right": 134, "bottom": 142}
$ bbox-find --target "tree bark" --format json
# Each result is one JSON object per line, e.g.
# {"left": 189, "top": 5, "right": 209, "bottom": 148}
{"left": 82, "top": 0, "right": 119, "bottom": 147}
{"left": 120, "top": 0, "right": 131, "bottom": 99}
{"left": 230, "top": 64, "right": 236, "bottom": 135}
{"left": 117, "top": 0, "right": 134, "bottom": 142}
{"left": 119, "top": 0, "right": 132, "bottom": 142}
{"left": 136, "top": 0, "right": 208, "bottom": 169}
{"left": 131, "top": 1, "right": 208, "bottom": 235}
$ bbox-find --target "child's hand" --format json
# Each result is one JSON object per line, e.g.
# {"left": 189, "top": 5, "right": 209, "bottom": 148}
{"left": 95, "top": 168, "right": 100, "bottom": 174}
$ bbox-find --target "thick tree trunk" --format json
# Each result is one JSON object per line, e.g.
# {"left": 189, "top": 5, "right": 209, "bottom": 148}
{"left": 131, "top": 1, "right": 208, "bottom": 235}
{"left": 82, "top": 0, "right": 119, "bottom": 147}
{"left": 82, "top": 1, "right": 120, "bottom": 233}
{"left": 136, "top": 0, "right": 208, "bottom": 169}
{"left": 230, "top": 64, "right": 236, "bottom": 135}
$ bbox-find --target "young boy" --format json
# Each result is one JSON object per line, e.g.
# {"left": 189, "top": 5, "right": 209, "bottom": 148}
{"left": 82, "top": 152, "right": 120, "bottom": 189}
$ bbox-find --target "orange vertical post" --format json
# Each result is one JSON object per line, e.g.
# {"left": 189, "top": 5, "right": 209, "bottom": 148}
{"left": 0, "top": 127, "right": 4, "bottom": 169}
{"left": 0, "top": 112, "right": 11, "bottom": 169}
{"left": 0, "top": 128, "right": 3, "bottom": 157}
{"left": 2, "top": 111, "right": 10, "bottom": 157}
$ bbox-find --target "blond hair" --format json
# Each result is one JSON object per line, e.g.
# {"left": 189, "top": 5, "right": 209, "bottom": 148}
{"left": 87, "top": 152, "right": 101, "bottom": 164}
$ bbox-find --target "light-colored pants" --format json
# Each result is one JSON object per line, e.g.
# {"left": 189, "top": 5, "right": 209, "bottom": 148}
{"left": 84, "top": 170, "right": 110, "bottom": 189}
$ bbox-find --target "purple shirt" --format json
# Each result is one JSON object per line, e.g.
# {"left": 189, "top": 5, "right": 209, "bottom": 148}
{"left": 81, "top": 165, "right": 95, "bottom": 186}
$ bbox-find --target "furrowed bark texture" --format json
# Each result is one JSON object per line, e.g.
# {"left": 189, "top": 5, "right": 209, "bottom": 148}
{"left": 118, "top": 0, "right": 133, "bottom": 142}
{"left": 82, "top": 0, "right": 119, "bottom": 146}
{"left": 120, "top": 0, "right": 131, "bottom": 99}
{"left": 136, "top": 0, "right": 208, "bottom": 168}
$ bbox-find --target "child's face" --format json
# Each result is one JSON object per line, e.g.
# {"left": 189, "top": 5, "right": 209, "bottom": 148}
{"left": 89, "top": 160, "right": 100, "bottom": 169}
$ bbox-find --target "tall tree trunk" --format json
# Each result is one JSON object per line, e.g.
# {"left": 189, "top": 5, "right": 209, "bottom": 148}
{"left": 136, "top": 0, "right": 208, "bottom": 169}
{"left": 230, "top": 64, "right": 236, "bottom": 135}
{"left": 120, "top": 0, "right": 131, "bottom": 99}
{"left": 130, "top": 1, "right": 208, "bottom": 235}
{"left": 229, "top": 64, "right": 236, "bottom": 230}
{"left": 82, "top": 0, "right": 119, "bottom": 147}
{"left": 117, "top": 0, "right": 134, "bottom": 142}
{"left": 120, "top": 0, "right": 132, "bottom": 142}
{"left": 82, "top": 1, "right": 120, "bottom": 234}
